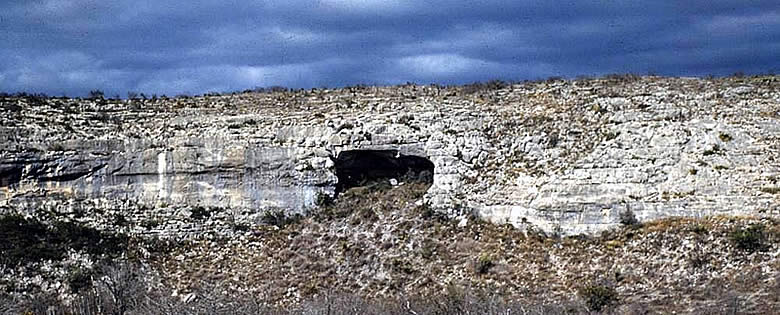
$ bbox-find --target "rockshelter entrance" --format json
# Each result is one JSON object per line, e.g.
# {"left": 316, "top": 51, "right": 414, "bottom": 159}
{"left": 333, "top": 150, "right": 434, "bottom": 194}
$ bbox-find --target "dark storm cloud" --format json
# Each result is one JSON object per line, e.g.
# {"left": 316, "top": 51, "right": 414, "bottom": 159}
{"left": 1, "top": 0, "right": 777, "bottom": 97}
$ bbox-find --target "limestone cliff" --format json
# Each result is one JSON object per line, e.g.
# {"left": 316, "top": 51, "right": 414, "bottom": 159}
{"left": 1, "top": 75, "right": 778, "bottom": 235}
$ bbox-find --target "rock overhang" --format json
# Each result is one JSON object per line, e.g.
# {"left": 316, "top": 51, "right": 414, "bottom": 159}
{"left": 333, "top": 149, "right": 434, "bottom": 194}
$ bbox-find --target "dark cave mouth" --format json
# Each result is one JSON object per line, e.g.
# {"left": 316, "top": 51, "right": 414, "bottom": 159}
{"left": 334, "top": 150, "right": 434, "bottom": 195}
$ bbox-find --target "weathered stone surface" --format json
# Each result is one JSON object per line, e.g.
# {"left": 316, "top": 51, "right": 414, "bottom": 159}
{"left": 1, "top": 76, "right": 779, "bottom": 235}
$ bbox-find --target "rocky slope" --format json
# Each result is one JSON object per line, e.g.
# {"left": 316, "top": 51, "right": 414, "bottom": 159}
{"left": 1, "top": 74, "right": 780, "bottom": 313}
{"left": 2, "top": 75, "right": 779, "bottom": 236}
{"left": 1, "top": 182, "right": 779, "bottom": 314}
{"left": 150, "top": 183, "right": 780, "bottom": 312}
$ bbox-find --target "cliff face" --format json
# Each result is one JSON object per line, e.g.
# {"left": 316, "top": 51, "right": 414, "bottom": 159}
{"left": 1, "top": 75, "right": 779, "bottom": 235}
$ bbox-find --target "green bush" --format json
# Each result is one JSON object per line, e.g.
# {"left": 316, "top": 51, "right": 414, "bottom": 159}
{"left": 579, "top": 283, "right": 618, "bottom": 312}
{"left": 52, "top": 220, "right": 127, "bottom": 256}
{"left": 88, "top": 90, "right": 104, "bottom": 99}
{"left": 690, "top": 224, "right": 709, "bottom": 235}
{"left": 474, "top": 254, "right": 495, "bottom": 275}
{"left": 0, "top": 214, "right": 127, "bottom": 268}
{"left": 729, "top": 224, "right": 769, "bottom": 253}
{"left": 0, "top": 214, "right": 61, "bottom": 267}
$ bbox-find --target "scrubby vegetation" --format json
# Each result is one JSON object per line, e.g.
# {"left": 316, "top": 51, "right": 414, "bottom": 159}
{"left": 260, "top": 208, "right": 303, "bottom": 228}
{"left": 618, "top": 209, "right": 640, "bottom": 227}
{"left": 144, "top": 183, "right": 778, "bottom": 314}
{"left": 473, "top": 253, "right": 495, "bottom": 275}
{"left": 2, "top": 162, "right": 780, "bottom": 313}
{"left": 578, "top": 283, "right": 618, "bottom": 312}
{"left": 0, "top": 272, "right": 587, "bottom": 315}
{"left": 1, "top": 186, "right": 779, "bottom": 314}
{"left": 730, "top": 223, "right": 770, "bottom": 253}
{"left": 0, "top": 214, "right": 127, "bottom": 268}
{"left": 460, "top": 79, "right": 510, "bottom": 95}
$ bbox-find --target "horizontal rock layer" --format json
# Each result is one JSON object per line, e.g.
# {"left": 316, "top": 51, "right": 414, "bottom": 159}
{"left": 1, "top": 75, "right": 779, "bottom": 235}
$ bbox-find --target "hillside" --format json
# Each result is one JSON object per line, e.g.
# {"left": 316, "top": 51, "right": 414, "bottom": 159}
{"left": 1, "top": 74, "right": 779, "bottom": 313}
{"left": 1, "top": 182, "right": 779, "bottom": 313}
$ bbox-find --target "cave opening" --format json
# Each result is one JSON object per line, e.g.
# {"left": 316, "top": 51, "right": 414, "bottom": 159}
{"left": 334, "top": 150, "right": 434, "bottom": 195}
{"left": 0, "top": 166, "right": 23, "bottom": 188}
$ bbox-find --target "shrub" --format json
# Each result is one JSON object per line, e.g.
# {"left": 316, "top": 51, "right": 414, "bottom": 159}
{"left": 351, "top": 207, "right": 378, "bottom": 225}
{"left": 95, "top": 262, "right": 146, "bottom": 314}
{"left": 190, "top": 206, "right": 212, "bottom": 220}
{"left": 140, "top": 218, "right": 161, "bottom": 229}
{"left": 579, "top": 283, "right": 618, "bottom": 312}
{"left": 474, "top": 253, "right": 495, "bottom": 275}
{"left": 62, "top": 222, "right": 127, "bottom": 260}
{"left": 729, "top": 224, "right": 769, "bottom": 253}
{"left": 67, "top": 266, "right": 93, "bottom": 293}
{"left": 113, "top": 214, "right": 129, "bottom": 226}
{"left": 252, "top": 86, "right": 289, "bottom": 93}
{"left": 418, "top": 202, "right": 445, "bottom": 222}
{"left": 0, "top": 214, "right": 127, "bottom": 268}
{"left": 88, "top": 90, "right": 105, "bottom": 99}
{"left": 690, "top": 224, "right": 709, "bottom": 235}
{"left": 389, "top": 258, "right": 415, "bottom": 274}
{"left": 139, "top": 238, "right": 186, "bottom": 259}
{"left": 232, "top": 222, "right": 251, "bottom": 232}
{"left": 462, "top": 80, "right": 509, "bottom": 95}
{"left": 688, "top": 247, "right": 711, "bottom": 270}
{"left": 261, "top": 209, "right": 301, "bottom": 228}
{"left": 419, "top": 241, "right": 437, "bottom": 259}
{"left": 0, "top": 214, "right": 61, "bottom": 266}
{"left": 315, "top": 192, "right": 334, "bottom": 207}
{"left": 619, "top": 209, "right": 640, "bottom": 227}
{"left": 604, "top": 73, "right": 641, "bottom": 83}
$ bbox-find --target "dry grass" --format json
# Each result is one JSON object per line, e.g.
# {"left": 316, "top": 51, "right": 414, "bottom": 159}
{"left": 134, "top": 185, "right": 780, "bottom": 313}
{"left": 2, "top": 176, "right": 780, "bottom": 314}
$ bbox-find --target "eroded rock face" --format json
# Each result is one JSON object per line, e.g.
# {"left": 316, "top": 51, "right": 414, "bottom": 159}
{"left": 1, "top": 76, "right": 779, "bottom": 235}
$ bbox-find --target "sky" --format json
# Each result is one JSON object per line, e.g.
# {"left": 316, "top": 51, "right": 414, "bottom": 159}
{"left": 1, "top": 1, "right": 778, "bottom": 97}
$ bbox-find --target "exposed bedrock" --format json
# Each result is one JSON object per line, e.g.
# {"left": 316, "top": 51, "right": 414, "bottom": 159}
{"left": 1, "top": 139, "right": 336, "bottom": 212}
{"left": 1, "top": 76, "right": 779, "bottom": 235}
